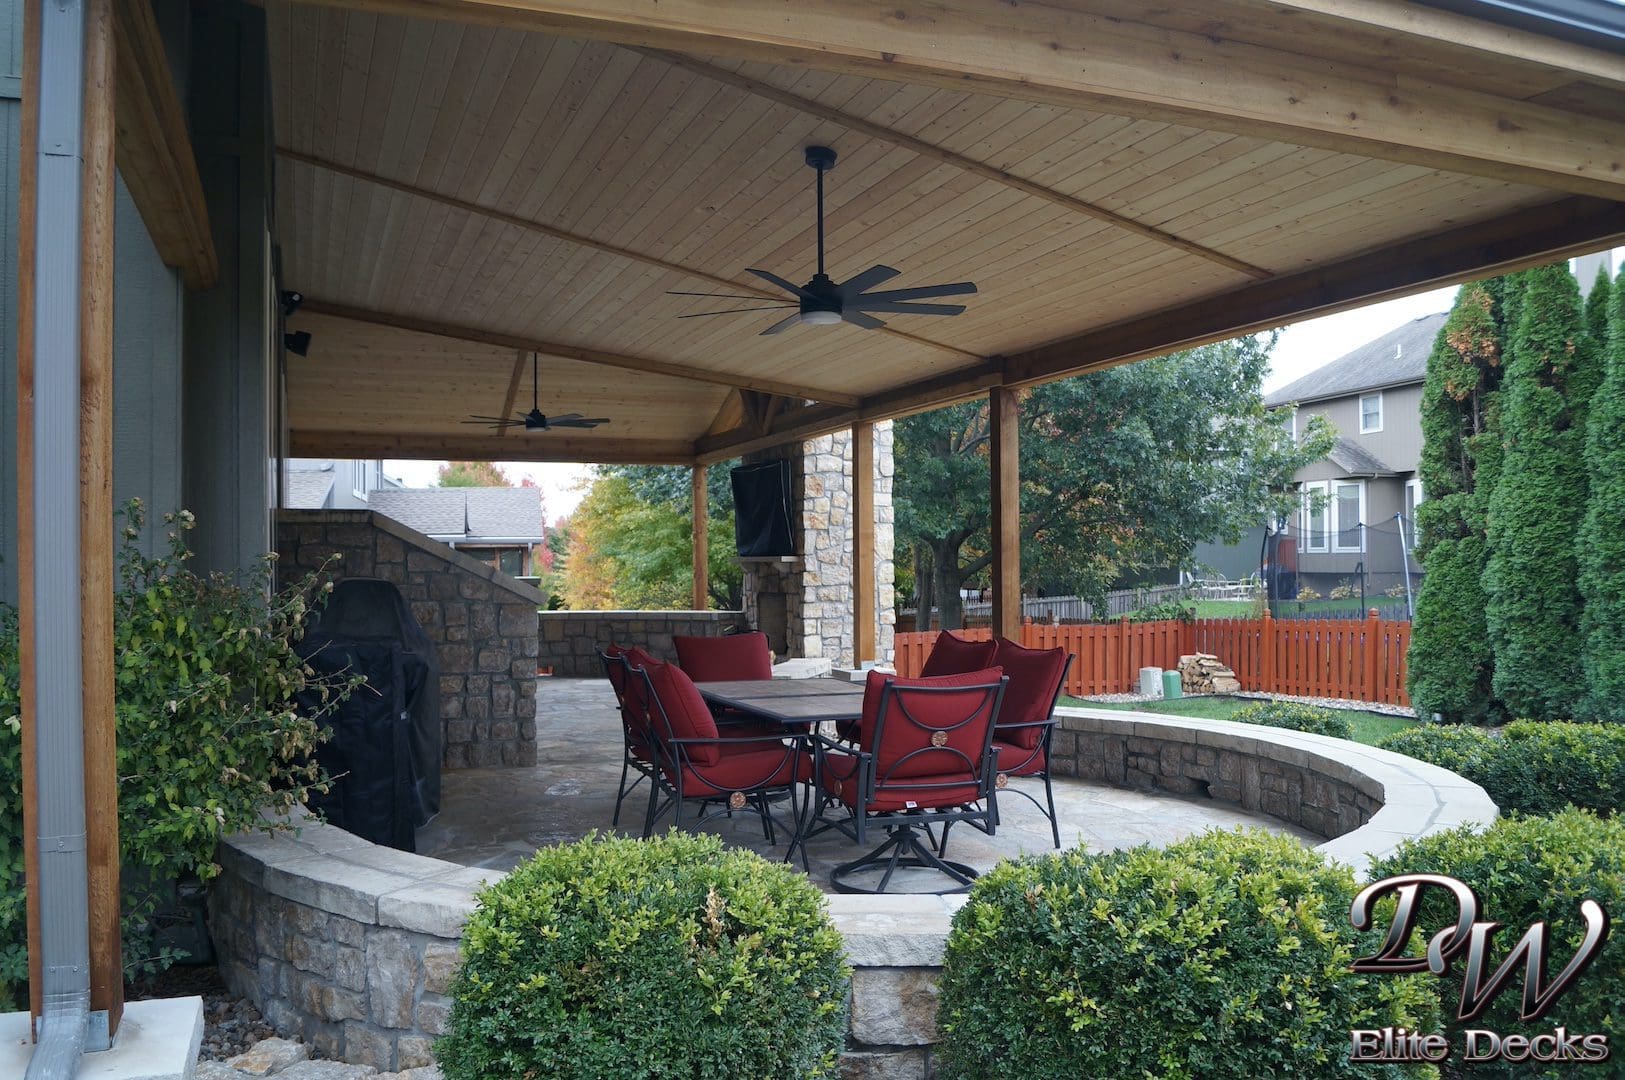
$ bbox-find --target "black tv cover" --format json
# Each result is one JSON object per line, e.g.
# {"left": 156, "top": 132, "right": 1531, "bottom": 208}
{"left": 731, "top": 460, "right": 796, "bottom": 557}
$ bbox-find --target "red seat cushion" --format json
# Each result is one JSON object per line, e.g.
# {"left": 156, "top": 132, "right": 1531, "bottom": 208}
{"left": 817, "top": 748, "right": 984, "bottom": 812}
{"left": 919, "top": 631, "right": 997, "bottom": 677}
{"left": 673, "top": 740, "right": 808, "bottom": 798}
{"left": 857, "top": 667, "right": 1003, "bottom": 781}
{"left": 991, "top": 638, "right": 1069, "bottom": 750}
{"left": 673, "top": 632, "right": 772, "bottom": 682}
{"left": 644, "top": 660, "right": 722, "bottom": 764}
{"left": 993, "top": 739, "right": 1047, "bottom": 777}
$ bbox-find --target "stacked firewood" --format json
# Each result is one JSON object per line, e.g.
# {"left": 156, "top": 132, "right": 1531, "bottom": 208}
{"left": 1178, "top": 653, "right": 1242, "bottom": 694}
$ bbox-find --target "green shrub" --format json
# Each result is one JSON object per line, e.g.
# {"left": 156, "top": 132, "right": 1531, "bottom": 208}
{"left": 937, "top": 828, "right": 1437, "bottom": 1079}
{"left": 1231, "top": 700, "right": 1353, "bottom": 740}
{"left": 438, "top": 831, "right": 850, "bottom": 1080}
{"left": 1370, "top": 810, "right": 1625, "bottom": 1079}
{"left": 1409, "top": 531, "right": 1501, "bottom": 725}
{"left": 1380, "top": 721, "right": 1625, "bottom": 817}
{"left": 1578, "top": 268, "right": 1625, "bottom": 722}
{"left": 0, "top": 502, "right": 353, "bottom": 1006}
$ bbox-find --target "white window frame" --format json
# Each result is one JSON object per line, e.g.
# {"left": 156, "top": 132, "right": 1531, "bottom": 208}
{"left": 1301, "top": 481, "right": 1329, "bottom": 553}
{"left": 353, "top": 459, "right": 377, "bottom": 501}
{"left": 1405, "top": 477, "right": 1424, "bottom": 548}
{"left": 1332, "top": 480, "right": 1367, "bottom": 554}
{"left": 1359, "top": 392, "right": 1384, "bottom": 434}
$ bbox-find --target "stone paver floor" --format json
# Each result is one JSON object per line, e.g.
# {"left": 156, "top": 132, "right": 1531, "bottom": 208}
{"left": 417, "top": 679, "right": 1317, "bottom": 892}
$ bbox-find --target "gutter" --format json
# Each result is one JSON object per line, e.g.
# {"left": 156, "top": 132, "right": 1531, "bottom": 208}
{"left": 27, "top": 0, "right": 95, "bottom": 1074}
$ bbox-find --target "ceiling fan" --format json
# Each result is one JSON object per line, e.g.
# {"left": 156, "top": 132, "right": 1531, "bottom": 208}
{"left": 672, "top": 145, "right": 977, "bottom": 335}
{"left": 463, "top": 352, "right": 610, "bottom": 432}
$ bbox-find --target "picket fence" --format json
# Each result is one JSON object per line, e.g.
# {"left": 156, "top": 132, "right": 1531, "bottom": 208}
{"left": 893, "top": 610, "right": 1411, "bottom": 707}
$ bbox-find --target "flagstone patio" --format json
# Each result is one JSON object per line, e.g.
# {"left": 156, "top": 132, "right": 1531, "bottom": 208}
{"left": 416, "top": 678, "right": 1318, "bottom": 891}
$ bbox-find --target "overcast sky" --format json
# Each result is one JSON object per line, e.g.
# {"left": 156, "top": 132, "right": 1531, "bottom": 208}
{"left": 389, "top": 250, "right": 1623, "bottom": 519}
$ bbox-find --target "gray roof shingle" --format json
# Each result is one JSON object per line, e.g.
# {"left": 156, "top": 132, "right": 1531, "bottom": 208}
{"left": 370, "top": 489, "right": 468, "bottom": 537}
{"left": 370, "top": 487, "right": 544, "bottom": 542}
{"left": 1327, "top": 437, "right": 1394, "bottom": 476}
{"left": 465, "top": 488, "right": 544, "bottom": 539}
{"left": 1265, "top": 311, "right": 1447, "bottom": 407}
{"left": 284, "top": 470, "right": 335, "bottom": 509}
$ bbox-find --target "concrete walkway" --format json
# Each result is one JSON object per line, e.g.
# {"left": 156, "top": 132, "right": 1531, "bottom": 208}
{"left": 417, "top": 679, "right": 1316, "bottom": 892}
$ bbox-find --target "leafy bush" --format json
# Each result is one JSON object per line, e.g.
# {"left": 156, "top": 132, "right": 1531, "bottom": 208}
{"left": 936, "top": 828, "right": 1437, "bottom": 1079}
{"left": 1381, "top": 721, "right": 1625, "bottom": 817}
{"left": 1130, "top": 596, "right": 1197, "bottom": 622}
{"left": 1370, "top": 810, "right": 1625, "bottom": 1078}
{"left": 1231, "top": 700, "right": 1354, "bottom": 740}
{"left": 438, "top": 831, "right": 850, "bottom": 1080}
{"left": 1297, "top": 586, "right": 1323, "bottom": 601}
{"left": 1329, "top": 580, "right": 1358, "bottom": 600}
{"left": 0, "top": 503, "right": 353, "bottom": 1006}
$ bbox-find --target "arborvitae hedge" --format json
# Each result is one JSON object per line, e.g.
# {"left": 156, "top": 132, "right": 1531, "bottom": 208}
{"left": 1408, "top": 281, "right": 1504, "bottom": 723}
{"left": 1579, "top": 269, "right": 1625, "bottom": 721}
{"left": 1585, "top": 263, "right": 1613, "bottom": 345}
{"left": 1485, "top": 264, "right": 1599, "bottom": 720}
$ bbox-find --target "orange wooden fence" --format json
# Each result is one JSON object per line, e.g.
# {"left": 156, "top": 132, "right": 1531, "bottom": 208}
{"left": 893, "top": 610, "right": 1411, "bottom": 706}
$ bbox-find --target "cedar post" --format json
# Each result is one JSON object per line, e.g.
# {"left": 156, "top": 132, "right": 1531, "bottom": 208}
{"left": 1259, "top": 608, "right": 1276, "bottom": 694}
{"left": 1364, "top": 608, "right": 1381, "bottom": 701}
{"left": 852, "top": 422, "right": 876, "bottom": 664}
{"left": 989, "top": 387, "right": 1021, "bottom": 640}
{"left": 1119, "top": 614, "right": 1131, "bottom": 693}
{"left": 690, "top": 464, "right": 708, "bottom": 610}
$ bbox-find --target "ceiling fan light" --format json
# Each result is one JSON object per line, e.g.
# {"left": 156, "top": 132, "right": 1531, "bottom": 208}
{"left": 800, "top": 309, "right": 841, "bottom": 326}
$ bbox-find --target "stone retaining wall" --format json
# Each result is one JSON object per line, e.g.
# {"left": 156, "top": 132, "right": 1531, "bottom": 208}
{"left": 276, "top": 510, "right": 542, "bottom": 768}
{"left": 213, "top": 709, "right": 1496, "bottom": 1076}
{"left": 538, "top": 609, "right": 745, "bottom": 676}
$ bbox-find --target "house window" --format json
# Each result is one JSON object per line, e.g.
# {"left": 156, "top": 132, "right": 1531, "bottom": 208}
{"left": 353, "top": 459, "right": 380, "bottom": 501}
{"left": 498, "top": 549, "right": 524, "bottom": 577}
{"left": 1301, "top": 481, "right": 1329, "bottom": 553}
{"left": 1359, "top": 392, "right": 1383, "bottom": 433}
{"left": 1405, "top": 478, "right": 1424, "bottom": 548}
{"left": 1333, "top": 480, "right": 1366, "bottom": 553}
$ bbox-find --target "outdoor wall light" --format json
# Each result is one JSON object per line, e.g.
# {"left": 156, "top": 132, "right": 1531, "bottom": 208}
{"left": 284, "top": 331, "right": 312, "bottom": 357}
{"left": 280, "top": 290, "right": 304, "bottom": 317}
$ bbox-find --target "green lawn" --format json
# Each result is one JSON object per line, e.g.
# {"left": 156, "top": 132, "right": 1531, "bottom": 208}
{"left": 1059, "top": 694, "right": 1414, "bottom": 747}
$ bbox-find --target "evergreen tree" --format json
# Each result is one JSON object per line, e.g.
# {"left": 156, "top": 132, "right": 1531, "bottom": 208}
{"left": 1485, "top": 264, "right": 1600, "bottom": 719}
{"left": 1585, "top": 265, "right": 1613, "bottom": 345}
{"left": 1409, "top": 282, "right": 1505, "bottom": 723}
{"left": 1578, "top": 269, "right": 1625, "bottom": 721}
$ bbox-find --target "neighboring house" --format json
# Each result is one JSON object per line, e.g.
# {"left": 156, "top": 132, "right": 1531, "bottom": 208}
{"left": 370, "top": 488, "right": 546, "bottom": 578}
{"left": 282, "top": 459, "right": 402, "bottom": 510}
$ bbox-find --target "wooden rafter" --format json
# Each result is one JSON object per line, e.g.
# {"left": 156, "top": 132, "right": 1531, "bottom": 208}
{"left": 634, "top": 48, "right": 1272, "bottom": 281}
{"left": 278, "top": 148, "right": 981, "bottom": 363}
{"left": 498, "top": 349, "right": 529, "bottom": 435}
{"left": 311, "top": 0, "right": 1625, "bottom": 199}
{"left": 300, "top": 299, "right": 864, "bottom": 406}
{"left": 290, "top": 430, "right": 695, "bottom": 464}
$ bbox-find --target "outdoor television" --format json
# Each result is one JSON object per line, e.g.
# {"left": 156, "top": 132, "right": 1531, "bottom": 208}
{"left": 730, "top": 460, "right": 795, "bottom": 558}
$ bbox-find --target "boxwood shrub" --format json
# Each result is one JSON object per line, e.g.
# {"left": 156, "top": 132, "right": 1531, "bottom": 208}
{"left": 1231, "top": 700, "right": 1354, "bottom": 740}
{"left": 437, "top": 831, "right": 850, "bottom": 1080}
{"left": 936, "top": 828, "right": 1437, "bottom": 1079}
{"left": 1380, "top": 721, "right": 1625, "bottom": 816}
{"left": 1369, "top": 809, "right": 1625, "bottom": 1078}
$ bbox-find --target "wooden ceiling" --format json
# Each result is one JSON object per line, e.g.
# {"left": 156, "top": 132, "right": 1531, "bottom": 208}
{"left": 271, "top": 0, "right": 1625, "bottom": 465}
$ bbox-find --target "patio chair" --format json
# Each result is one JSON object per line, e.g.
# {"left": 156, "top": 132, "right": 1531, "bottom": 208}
{"left": 599, "top": 645, "right": 661, "bottom": 829}
{"left": 632, "top": 657, "right": 809, "bottom": 849}
{"left": 986, "top": 638, "right": 1074, "bottom": 848}
{"left": 673, "top": 631, "right": 784, "bottom": 734}
{"left": 791, "top": 668, "right": 1006, "bottom": 894}
{"left": 919, "top": 629, "right": 997, "bottom": 677}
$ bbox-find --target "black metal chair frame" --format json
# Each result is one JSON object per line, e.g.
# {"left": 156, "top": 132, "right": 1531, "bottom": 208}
{"left": 987, "top": 652, "right": 1075, "bottom": 849}
{"left": 789, "top": 677, "right": 1006, "bottom": 894}
{"left": 630, "top": 663, "right": 808, "bottom": 860}
{"left": 598, "top": 648, "right": 659, "bottom": 829}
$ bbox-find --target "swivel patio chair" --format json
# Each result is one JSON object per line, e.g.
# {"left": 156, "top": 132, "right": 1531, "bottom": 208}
{"left": 985, "top": 637, "right": 1074, "bottom": 848}
{"left": 632, "top": 657, "right": 809, "bottom": 851}
{"left": 919, "top": 629, "right": 998, "bottom": 677}
{"left": 791, "top": 668, "right": 1006, "bottom": 894}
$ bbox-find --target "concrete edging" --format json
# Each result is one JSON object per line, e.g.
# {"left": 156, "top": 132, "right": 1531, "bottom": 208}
{"left": 212, "top": 712, "right": 1496, "bottom": 1076}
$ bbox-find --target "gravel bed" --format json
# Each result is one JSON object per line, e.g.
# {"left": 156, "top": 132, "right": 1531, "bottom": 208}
{"left": 1074, "top": 690, "right": 1416, "bottom": 718}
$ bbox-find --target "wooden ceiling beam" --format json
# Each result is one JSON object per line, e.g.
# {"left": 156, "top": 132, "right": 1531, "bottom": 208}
{"left": 112, "top": 0, "right": 216, "bottom": 288}
{"left": 498, "top": 349, "right": 529, "bottom": 434}
{"left": 291, "top": 430, "right": 696, "bottom": 465}
{"left": 632, "top": 48, "right": 1272, "bottom": 281}
{"left": 278, "top": 148, "right": 980, "bottom": 363}
{"left": 300, "top": 299, "right": 862, "bottom": 406}
{"left": 312, "top": 0, "right": 1625, "bottom": 199}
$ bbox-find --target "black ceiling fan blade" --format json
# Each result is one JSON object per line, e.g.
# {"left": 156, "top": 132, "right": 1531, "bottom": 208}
{"left": 759, "top": 311, "right": 804, "bottom": 336}
{"left": 462, "top": 416, "right": 521, "bottom": 425}
{"left": 549, "top": 418, "right": 610, "bottom": 428}
{"left": 848, "top": 300, "right": 967, "bottom": 317}
{"left": 677, "top": 304, "right": 797, "bottom": 319}
{"left": 852, "top": 282, "right": 978, "bottom": 303}
{"left": 666, "top": 290, "right": 781, "bottom": 301}
{"left": 836, "top": 264, "right": 901, "bottom": 297}
{"left": 746, "top": 268, "right": 819, "bottom": 302}
{"left": 840, "top": 310, "right": 886, "bottom": 330}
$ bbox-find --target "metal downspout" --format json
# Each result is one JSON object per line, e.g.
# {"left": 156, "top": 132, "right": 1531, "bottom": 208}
{"left": 27, "top": 0, "right": 93, "bottom": 1075}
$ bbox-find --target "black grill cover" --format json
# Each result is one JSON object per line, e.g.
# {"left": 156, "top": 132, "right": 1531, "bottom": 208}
{"left": 295, "top": 578, "right": 440, "bottom": 850}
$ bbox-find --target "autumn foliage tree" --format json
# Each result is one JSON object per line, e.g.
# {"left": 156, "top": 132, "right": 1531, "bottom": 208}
{"left": 437, "top": 460, "right": 512, "bottom": 487}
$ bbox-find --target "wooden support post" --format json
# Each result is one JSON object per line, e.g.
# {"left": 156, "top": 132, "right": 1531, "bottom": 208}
{"left": 1364, "top": 608, "right": 1381, "bottom": 702}
{"left": 1259, "top": 609, "right": 1276, "bottom": 694}
{"left": 691, "top": 464, "right": 708, "bottom": 610}
{"left": 852, "top": 422, "right": 876, "bottom": 665}
{"left": 989, "top": 387, "right": 1021, "bottom": 641}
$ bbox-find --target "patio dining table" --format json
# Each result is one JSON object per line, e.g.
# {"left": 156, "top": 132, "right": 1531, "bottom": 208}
{"left": 696, "top": 677, "right": 867, "bottom": 727}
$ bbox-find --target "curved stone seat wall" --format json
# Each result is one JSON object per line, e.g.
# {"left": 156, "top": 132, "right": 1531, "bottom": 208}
{"left": 212, "top": 708, "right": 1496, "bottom": 1075}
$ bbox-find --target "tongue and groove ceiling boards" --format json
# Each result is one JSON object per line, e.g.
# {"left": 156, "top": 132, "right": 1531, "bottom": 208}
{"left": 267, "top": 0, "right": 1625, "bottom": 465}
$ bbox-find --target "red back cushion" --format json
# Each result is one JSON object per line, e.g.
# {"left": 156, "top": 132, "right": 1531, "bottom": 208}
{"left": 601, "top": 643, "right": 629, "bottom": 698}
{"left": 862, "top": 667, "right": 1003, "bottom": 780}
{"left": 673, "top": 632, "right": 772, "bottom": 682}
{"left": 621, "top": 647, "right": 662, "bottom": 736}
{"left": 992, "top": 638, "right": 1070, "bottom": 749}
{"left": 920, "top": 631, "right": 997, "bottom": 677}
{"left": 644, "top": 660, "right": 722, "bottom": 764}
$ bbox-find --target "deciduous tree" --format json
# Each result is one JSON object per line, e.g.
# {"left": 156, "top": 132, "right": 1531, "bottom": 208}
{"left": 436, "top": 460, "right": 512, "bottom": 487}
